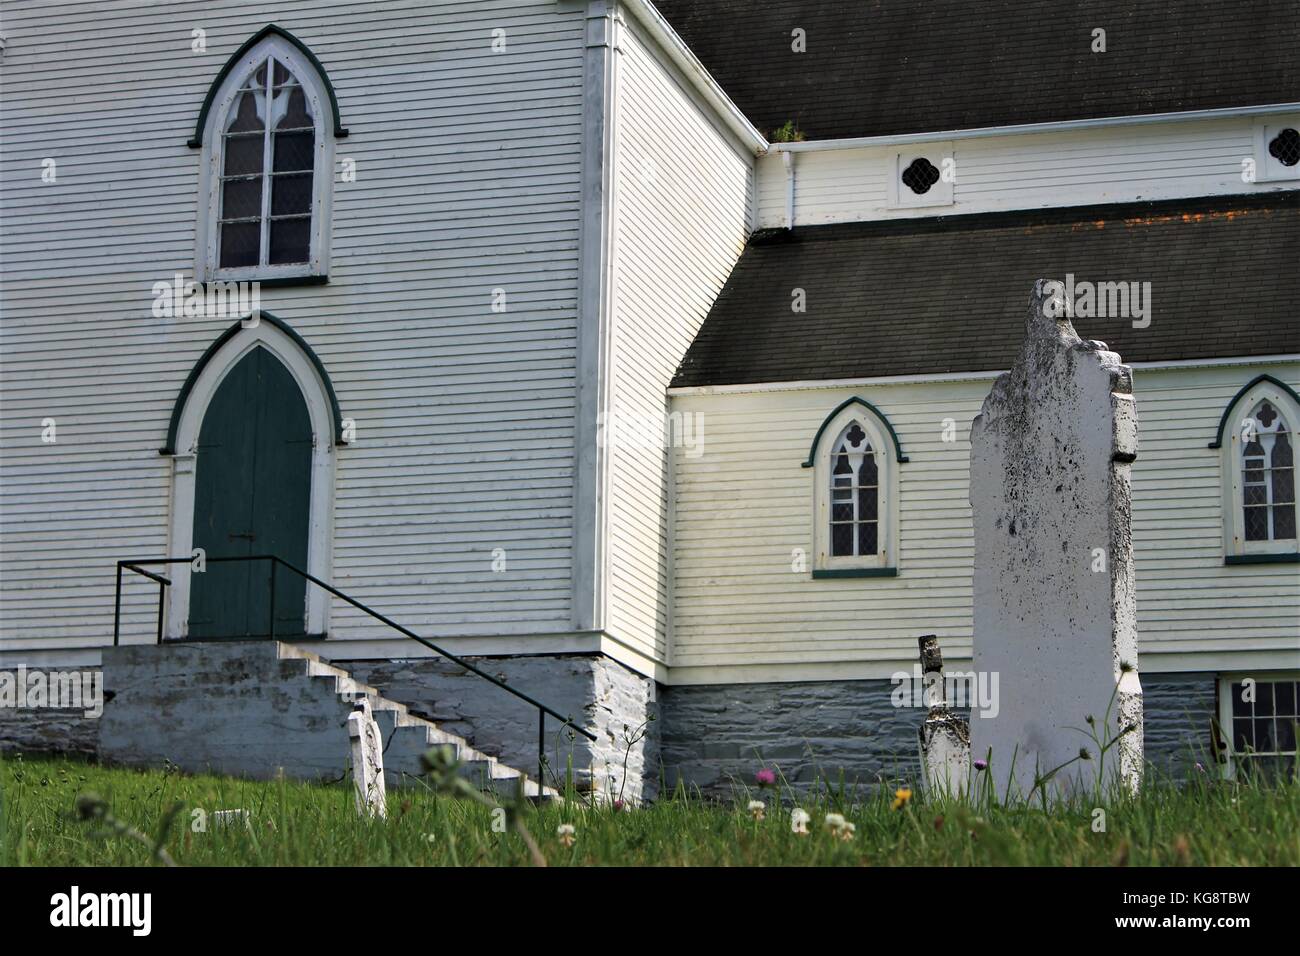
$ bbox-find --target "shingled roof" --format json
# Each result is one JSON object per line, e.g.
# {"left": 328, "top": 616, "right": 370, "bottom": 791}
{"left": 653, "top": 0, "right": 1300, "bottom": 140}
{"left": 670, "top": 192, "right": 1300, "bottom": 388}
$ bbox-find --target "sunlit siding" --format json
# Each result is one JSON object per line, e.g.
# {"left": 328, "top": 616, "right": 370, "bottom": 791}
{"left": 604, "top": 15, "right": 753, "bottom": 663}
{"left": 756, "top": 116, "right": 1300, "bottom": 229}
{"left": 668, "top": 363, "right": 1300, "bottom": 682}
{"left": 0, "top": 0, "right": 587, "bottom": 652}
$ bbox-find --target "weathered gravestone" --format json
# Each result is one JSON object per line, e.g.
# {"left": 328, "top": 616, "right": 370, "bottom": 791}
{"left": 969, "top": 280, "right": 1143, "bottom": 801}
{"left": 347, "top": 697, "right": 387, "bottom": 819}
{"left": 916, "top": 635, "right": 971, "bottom": 797}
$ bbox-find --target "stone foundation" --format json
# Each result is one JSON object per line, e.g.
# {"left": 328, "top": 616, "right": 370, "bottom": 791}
{"left": 0, "top": 657, "right": 1228, "bottom": 800}
{"left": 658, "top": 674, "right": 1220, "bottom": 799}
{"left": 0, "top": 702, "right": 100, "bottom": 757}
{"left": 658, "top": 678, "right": 929, "bottom": 799}
{"left": 347, "top": 652, "right": 659, "bottom": 803}
{"left": 1140, "top": 672, "right": 1218, "bottom": 781}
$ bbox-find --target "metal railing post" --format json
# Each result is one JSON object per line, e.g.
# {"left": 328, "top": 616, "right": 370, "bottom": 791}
{"left": 268, "top": 557, "right": 276, "bottom": 640}
{"left": 537, "top": 709, "right": 545, "bottom": 797}
{"left": 113, "top": 562, "right": 123, "bottom": 647}
{"left": 156, "top": 581, "right": 166, "bottom": 644}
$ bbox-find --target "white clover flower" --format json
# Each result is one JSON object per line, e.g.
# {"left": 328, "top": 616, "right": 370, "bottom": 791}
{"left": 747, "top": 799, "right": 766, "bottom": 820}
{"left": 824, "top": 812, "right": 847, "bottom": 831}
{"left": 556, "top": 823, "right": 576, "bottom": 846}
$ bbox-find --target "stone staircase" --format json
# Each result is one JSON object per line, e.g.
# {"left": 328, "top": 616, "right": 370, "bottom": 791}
{"left": 98, "top": 640, "right": 559, "bottom": 802}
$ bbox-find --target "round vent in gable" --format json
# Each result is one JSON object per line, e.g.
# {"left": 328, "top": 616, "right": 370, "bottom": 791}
{"left": 1268, "top": 128, "right": 1300, "bottom": 167}
{"left": 901, "top": 157, "right": 941, "bottom": 194}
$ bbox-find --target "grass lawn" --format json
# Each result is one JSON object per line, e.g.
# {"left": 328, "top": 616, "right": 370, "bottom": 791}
{"left": 2, "top": 752, "right": 1297, "bottom": 866}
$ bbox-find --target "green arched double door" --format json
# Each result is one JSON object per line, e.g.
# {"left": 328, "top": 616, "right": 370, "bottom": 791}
{"left": 188, "top": 346, "right": 312, "bottom": 639}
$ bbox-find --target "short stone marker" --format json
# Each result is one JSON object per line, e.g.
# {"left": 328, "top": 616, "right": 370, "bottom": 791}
{"left": 916, "top": 635, "right": 971, "bottom": 797}
{"left": 969, "top": 280, "right": 1143, "bottom": 801}
{"left": 347, "top": 697, "right": 387, "bottom": 819}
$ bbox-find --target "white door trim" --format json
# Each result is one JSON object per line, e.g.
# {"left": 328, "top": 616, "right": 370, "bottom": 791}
{"left": 164, "top": 320, "right": 336, "bottom": 638}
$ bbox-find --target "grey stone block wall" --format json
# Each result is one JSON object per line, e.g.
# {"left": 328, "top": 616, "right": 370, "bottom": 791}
{"left": 658, "top": 673, "right": 1221, "bottom": 799}
{"left": 0, "top": 700, "right": 100, "bottom": 757}
{"left": 1140, "top": 672, "right": 1218, "bottom": 781}
{"left": 658, "top": 678, "right": 927, "bottom": 799}
{"left": 348, "top": 653, "right": 659, "bottom": 803}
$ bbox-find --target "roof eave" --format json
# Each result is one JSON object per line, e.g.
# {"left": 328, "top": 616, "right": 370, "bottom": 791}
{"left": 620, "top": 0, "right": 769, "bottom": 154}
{"left": 768, "top": 102, "right": 1300, "bottom": 153}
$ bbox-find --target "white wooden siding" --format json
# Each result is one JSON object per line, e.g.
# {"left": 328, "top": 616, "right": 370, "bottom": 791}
{"left": 757, "top": 116, "right": 1300, "bottom": 229}
{"left": 604, "top": 15, "right": 753, "bottom": 663}
{"left": 668, "top": 363, "right": 1300, "bottom": 683}
{"left": 0, "top": 0, "right": 588, "bottom": 652}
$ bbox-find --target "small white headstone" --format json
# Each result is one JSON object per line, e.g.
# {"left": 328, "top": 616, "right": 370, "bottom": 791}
{"left": 969, "top": 281, "right": 1143, "bottom": 802}
{"left": 347, "top": 697, "right": 387, "bottom": 819}
{"left": 212, "top": 809, "right": 251, "bottom": 830}
{"left": 915, "top": 635, "right": 971, "bottom": 797}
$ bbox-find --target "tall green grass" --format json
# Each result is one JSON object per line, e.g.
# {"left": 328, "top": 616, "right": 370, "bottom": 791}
{"left": 1, "top": 752, "right": 1296, "bottom": 866}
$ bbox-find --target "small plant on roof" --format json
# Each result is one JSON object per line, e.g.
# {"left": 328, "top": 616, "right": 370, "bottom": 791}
{"left": 771, "top": 120, "right": 805, "bottom": 143}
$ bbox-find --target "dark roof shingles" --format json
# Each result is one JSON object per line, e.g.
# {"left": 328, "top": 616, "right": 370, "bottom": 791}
{"left": 653, "top": 0, "right": 1300, "bottom": 140}
{"left": 670, "top": 193, "right": 1300, "bottom": 387}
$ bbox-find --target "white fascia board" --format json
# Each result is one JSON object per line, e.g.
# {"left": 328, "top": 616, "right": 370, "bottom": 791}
{"left": 769, "top": 102, "right": 1300, "bottom": 154}
{"left": 618, "top": 0, "right": 768, "bottom": 154}
{"left": 666, "top": 355, "right": 1300, "bottom": 397}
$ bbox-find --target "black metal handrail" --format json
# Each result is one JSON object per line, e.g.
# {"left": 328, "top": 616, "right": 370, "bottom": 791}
{"left": 112, "top": 553, "right": 596, "bottom": 791}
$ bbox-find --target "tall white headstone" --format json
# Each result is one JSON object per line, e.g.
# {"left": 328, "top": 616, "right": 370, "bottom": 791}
{"left": 347, "top": 697, "right": 387, "bottom": 819}
{"left": 969, "top": 281, "right": 1143, "bottom": 801}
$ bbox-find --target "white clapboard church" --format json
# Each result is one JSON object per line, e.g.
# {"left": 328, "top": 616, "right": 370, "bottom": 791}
{"left": 1, "top": 1, "right": 1297, "bottom": 800}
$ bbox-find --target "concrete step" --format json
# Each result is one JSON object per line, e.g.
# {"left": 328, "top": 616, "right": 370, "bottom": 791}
{"left": 318, "top": 650, "right": 562, "bottom": 802}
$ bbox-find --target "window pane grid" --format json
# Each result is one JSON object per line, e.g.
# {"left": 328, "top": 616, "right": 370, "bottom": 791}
{"left": 217, "top": 54, "right": 315, "bottom": 270}
{"left": 1240, "top": 403, "right": 1296, "bottom": 542}
{"left": 828, "top": 422, "right": 881, "bottom": 559}
{"left": 1230, "top": 680, "right": 1300, "bottom": 762}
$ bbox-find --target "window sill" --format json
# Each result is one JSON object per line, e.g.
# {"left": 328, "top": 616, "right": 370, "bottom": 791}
{"left": 1224, "top": 552, "right": 1300, "bottom": 566}
{"left": 203, "top": 274, "right": 329, "bottom": 290}
{"left": 812, "top": 567, "right": 898, "bottom": 579}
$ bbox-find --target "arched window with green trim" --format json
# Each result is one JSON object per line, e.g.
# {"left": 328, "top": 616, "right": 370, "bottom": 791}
{"left": 807, "top": 398, "right": 905, "bottom": 577}
{"left": 1213, "top": 375, "right": 1300, "bottom": 562}
{"left": 193, "top": 27, "right": 341, "bottom": 282}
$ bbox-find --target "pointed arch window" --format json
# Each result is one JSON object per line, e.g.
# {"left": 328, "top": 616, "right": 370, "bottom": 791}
{"left": 807, "top": 398, "right": 906, "bottom": 577}
{"left": 1241, "top": 400, "right": 1296, "bottom": 543}
{"left": 219, "top": 58, "right": 316, "bottom": 268}
{"left": 830, "top": 422, "right": 880, "bottom": 557}
{"left": 194, "top": 29, "right": 341, "bottom": 282}
{"left": 1213, "top": 376, "right": 1300, "bottom": 562}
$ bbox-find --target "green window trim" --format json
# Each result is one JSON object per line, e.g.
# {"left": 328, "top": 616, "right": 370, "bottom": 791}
{"left": 1208, "top": 374, "right": 1300, "bottom": 449}
{"left": 801, "top": 396, "right": 909, "bottom": 467}
{"left": 811, "top": 567, "right": 899, "bottom": 579}
{"left": 1224, "top": 552, "right": 1300, "bottom": 566}
{"left": 188, "top": 24, "right": 349, "bottom": 148}
{"left": 238, "top": 275, "right": 328, "bottom": 289}
{"left": 160, "top": 311, "right": 344, "bottom": 454}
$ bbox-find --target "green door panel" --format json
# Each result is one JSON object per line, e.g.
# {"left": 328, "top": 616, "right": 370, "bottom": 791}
{"left": 189, "top": 346, "right": 313, "bottom": 639}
